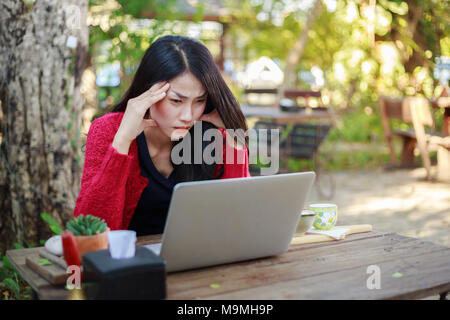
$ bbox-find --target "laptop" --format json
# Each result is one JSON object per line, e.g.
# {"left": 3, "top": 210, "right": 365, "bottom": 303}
{"left": 144, "top": 171, "right": 315, "bottom": 272}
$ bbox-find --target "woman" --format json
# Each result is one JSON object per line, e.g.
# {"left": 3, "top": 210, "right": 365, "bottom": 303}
{"left": 73, "top": 35, "right": 251, "bottom": 235}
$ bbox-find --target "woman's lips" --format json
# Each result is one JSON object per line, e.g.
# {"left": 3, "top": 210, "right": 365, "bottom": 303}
{"left": 174, "top": 126, "right": 190, "bottom": 130}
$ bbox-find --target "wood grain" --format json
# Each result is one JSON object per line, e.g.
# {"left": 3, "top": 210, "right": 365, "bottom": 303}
{"left": 165, "top": 233, "right": 450, "bottom": 299}
{"left": 6, "top": 231, "right": 449, "bottom": 300}
{"left": 39, "top": 249, "right": 67, "bottom": 269}
{"left": 205, "top": 249, "right": 450, "bottom": 300}
{"left": 136, "top": 234, "right": 163, "bottom": 246}
{"left": 25, "top": 254, "right": 67, "bottom": 285}
{"left": 6, "top": 248, "right": 55, "bottom": 293}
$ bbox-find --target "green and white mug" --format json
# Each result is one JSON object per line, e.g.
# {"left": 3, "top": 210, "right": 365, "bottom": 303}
{"left": 310, "top": 203, "right": 338, "bottom": 230}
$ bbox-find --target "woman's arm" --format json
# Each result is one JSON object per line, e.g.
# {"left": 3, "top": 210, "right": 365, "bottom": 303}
{"left": 74, "top": 82, "right": 169, "bottom": 229}
{"left": 73, "top": 117, "right": 135, "bottom": 230}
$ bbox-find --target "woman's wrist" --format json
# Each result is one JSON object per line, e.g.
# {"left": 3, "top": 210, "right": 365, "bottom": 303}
{"left": 112, "top": 132, "right": 132, "bottom": 155}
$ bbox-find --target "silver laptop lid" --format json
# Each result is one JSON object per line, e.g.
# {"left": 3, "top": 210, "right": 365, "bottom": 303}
{"left": 159, "top": 171, "right": 315, "bottom": 272}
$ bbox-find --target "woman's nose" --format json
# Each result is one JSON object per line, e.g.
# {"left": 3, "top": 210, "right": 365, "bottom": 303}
{"left": 179, "top": 104, "right": 193, "bottom": 122}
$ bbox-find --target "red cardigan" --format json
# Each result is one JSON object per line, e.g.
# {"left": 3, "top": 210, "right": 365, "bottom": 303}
{"left": 73, "top": 112, "right": 251, "bottom": 230}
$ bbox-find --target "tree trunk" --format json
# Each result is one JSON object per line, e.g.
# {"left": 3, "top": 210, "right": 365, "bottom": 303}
{"left": 277, "top": 0, "right": 323, "bottom": 104}
{"left": 0, "top": 0, "right": 88, "bottom": 252}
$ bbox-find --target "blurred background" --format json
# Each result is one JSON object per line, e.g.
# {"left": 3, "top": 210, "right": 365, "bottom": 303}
{"left": 85, "top": 0, "right": 449, "bottom": 172}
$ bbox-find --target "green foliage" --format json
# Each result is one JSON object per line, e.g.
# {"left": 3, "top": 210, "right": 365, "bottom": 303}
{"left": 38, "top": 258, "right": 52, "bottom": 266}
{"left": 66, "top": 215, "right": 107, "bottom": 236}
{"left": 0, "top": 252, "right": 31, "bottom": 300}
{"left": 0, "top": 213, "right": 65, "bottom": 300}
{"left": 13, "top": 243, "right": 25, "bottom": 249}
{"left": 83, "top": 0, "right": 447, "bottom": 172}
{"left": 251, "top": 155, "right": 273, "bottom": 169}
{"left": 85, "top": 0, "right": 448, "bottom": 112}
{"left": 228, "top": 0, "right": 448, "bottom": 109}
{"left": 286, "top": 141, "right": 392, "bottom": 172}
{"left": 0, "top": 215, "right": 62, "bottom": 300}
{"left": 284, "top": 106, "right": 406, "bottom": 171}
{"left": 328, "top": 109, "right": 384, "bottom": 143}
{"left": 40, "top": 212, "right": 63, "bottom": 235}
{"left": 88, "top": 0, "right": 182, "bottom": 107}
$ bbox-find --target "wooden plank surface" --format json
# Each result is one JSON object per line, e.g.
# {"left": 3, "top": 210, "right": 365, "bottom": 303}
{"left": 6, "top": 231, "right": 449, "bottom": 300}
{"left": 288, "top": 230, "right": 387, "bottom": 251}
{"left": 6, "top": 248, "right": 57, "bottom": 293}
{"left": 165, "top": 234, "right": 450, "bottom": 299}
{"left": 25, "top": 254, "right": 67, "bottom": 285}
{"left": 205, "top": 249, "right": 450, "bottom": 300}
{"left": 5, "top": 231, "right": 384, "bottom": 300}
{"left": 38, "top": 249, "right": 67, "bottom": 269}
{"left": 136, "top": 234, "right": 164, "bottom": 246}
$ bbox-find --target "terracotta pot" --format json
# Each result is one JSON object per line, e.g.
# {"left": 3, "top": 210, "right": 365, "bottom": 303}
{"left": 75, "top": 228, "right": 110, "bottom": 258}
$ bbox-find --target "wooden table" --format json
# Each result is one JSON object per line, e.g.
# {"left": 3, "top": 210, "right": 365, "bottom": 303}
{"left": 241, "top": 104, "right": 333, "bottom": 125}
{"left": 6, "top": 230, "right": 450, "bottom": 300}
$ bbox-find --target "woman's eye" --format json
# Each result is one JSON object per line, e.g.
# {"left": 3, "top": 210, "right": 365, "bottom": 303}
{"left": 197, "top": 100, "right": 206, "bottom": 103}
{"left": 171, "top": 99, "right": 182, "bottom": 103}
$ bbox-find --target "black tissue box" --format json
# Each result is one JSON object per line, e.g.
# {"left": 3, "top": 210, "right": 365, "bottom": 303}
{"left": 82, "top": 246, "right": 166, "bottom": 300}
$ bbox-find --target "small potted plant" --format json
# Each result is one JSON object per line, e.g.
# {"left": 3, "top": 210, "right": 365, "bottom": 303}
{"left": 66, "top": 215, "right": 109, "bottom": 258}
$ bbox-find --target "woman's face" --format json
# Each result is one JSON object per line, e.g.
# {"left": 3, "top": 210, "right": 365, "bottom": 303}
{"left": 150, "top": 72, "right": 207, "bottom": 140}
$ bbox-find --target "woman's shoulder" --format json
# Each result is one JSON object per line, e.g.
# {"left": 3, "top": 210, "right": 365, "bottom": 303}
{"left": 91, "top": 111, "right": 124, "bottom": 127}
{"left": 85, "top": 112, "right": 125, "bottom": 144}
{"left": 89, "top": 112, "right": 124, "bottom": 133}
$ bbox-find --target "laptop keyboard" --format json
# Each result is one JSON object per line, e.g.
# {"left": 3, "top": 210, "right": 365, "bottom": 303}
{"left": 143, "top": 243, "right": 162, "bottom": 255}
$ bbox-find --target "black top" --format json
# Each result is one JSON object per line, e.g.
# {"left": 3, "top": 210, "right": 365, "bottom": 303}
{"left": 128, "top": 132, "right": 176, "bottom": 236}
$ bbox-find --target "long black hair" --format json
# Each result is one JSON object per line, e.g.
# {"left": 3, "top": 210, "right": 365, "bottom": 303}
{"left": 110, "top": 35, "right": 248, "bottom": 182}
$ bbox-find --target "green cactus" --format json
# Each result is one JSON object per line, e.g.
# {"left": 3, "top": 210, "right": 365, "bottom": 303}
{"left": 66, "top": 214, "right": 108, "bottom": 236}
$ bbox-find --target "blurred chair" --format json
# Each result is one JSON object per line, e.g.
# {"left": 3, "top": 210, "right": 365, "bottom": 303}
{"left": 282, "top": 123, "right": 335, "bottom": 199}
{"left": 434, "top": 136, "right": 450, "bottom": 182}
{"left": 379, "top": 96, "right": 445, "bottom": 180}
{"left": 250, "top": 119, "right": 335, "bottom": 198}
{"left": 248, "top": 120, "right": 287, "bottom": 177}
{"left": 251, "top": 120, "right": 287, "bottom": 162}
{"left": 379, "top": 96, "right": 417, "bottom": 168}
